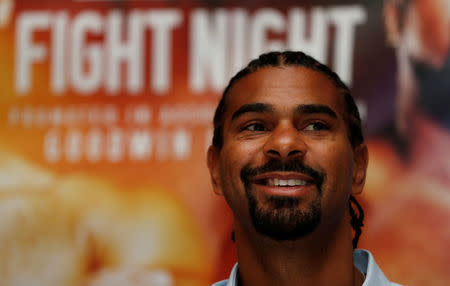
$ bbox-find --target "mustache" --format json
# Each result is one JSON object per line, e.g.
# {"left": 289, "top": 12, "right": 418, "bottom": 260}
{"left": 240, "top": 159, "right": 326, "bottom": 190}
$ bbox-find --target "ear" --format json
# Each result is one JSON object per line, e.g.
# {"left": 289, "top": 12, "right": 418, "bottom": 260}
{"left": 207, "top": 145, "right": 223, "bottom": 196}
{"left": 351, "top": 143, "right": 369, "bottom": 195}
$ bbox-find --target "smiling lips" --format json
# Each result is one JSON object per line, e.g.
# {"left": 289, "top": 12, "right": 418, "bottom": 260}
{"left": 251, "top": 172, "right": 315, "bottom": 196}
{"left": 266, "top": 178, "right": 309, "bottom": 187}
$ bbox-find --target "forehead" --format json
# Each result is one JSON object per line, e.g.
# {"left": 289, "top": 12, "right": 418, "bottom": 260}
{"left": 226, "top": 66, "right": 345, "bottom": 117}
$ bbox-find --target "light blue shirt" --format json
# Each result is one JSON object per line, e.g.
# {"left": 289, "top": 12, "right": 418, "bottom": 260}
{"left": 213, "top": 249, "right": 401, "bottom": 286}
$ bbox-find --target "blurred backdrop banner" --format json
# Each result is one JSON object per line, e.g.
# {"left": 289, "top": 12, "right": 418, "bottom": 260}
{"left": 0, "top": 0, "right": 448, "bottom": 285}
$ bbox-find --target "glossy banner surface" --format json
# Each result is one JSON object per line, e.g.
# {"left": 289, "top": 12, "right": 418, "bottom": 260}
{"left": 0, "top": 0, "right": 448, "bottom": 285}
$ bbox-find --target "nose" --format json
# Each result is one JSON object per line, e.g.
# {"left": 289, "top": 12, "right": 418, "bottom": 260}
{"left": 263, "top": 122, "right": 306, "bottom": 160}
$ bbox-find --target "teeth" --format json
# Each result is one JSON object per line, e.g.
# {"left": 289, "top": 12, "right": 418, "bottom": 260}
{"left": 267, "top": 178, "right": 308, "bottom": 186}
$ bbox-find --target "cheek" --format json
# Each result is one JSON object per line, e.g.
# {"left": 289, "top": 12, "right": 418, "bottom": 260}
{"left": 218, "top": 143, "right": 255, "bottom": 187}
{"left": 217, "top": 144, "right": 258, "bottom": 218}
{"left": 308, "top": 142, "right": 354, "bottom": 191}
{"left": 222, "top": 139, "right": 263, "bottom": 167}
{"left": 309, "top": 142, "right": 354, "bottom": 221}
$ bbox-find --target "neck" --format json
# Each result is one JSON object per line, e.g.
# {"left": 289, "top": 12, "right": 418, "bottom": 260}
{"left": 234, "top": 212, "right": 363, "bottom": 286}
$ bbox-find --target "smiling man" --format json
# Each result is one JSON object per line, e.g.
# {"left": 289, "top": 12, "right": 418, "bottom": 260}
{"left": 207, "top": 51, "right": 399, "bottom": 286}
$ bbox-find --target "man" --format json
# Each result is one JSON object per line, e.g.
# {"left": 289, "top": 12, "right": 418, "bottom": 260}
{"left": 207, "top": 51, "right": 399, "bottom": 286}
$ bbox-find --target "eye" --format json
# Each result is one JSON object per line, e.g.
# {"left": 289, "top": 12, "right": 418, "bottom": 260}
{"left": 242, "top": 122, "right": 266, "bottom": 132}
{"left": 304, "top": 121, "right": 329, "bottom": 131}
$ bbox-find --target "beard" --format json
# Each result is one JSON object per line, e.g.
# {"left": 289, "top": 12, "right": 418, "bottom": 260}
{"left": 240, "top": 159, "right": 325, "bottom": 241}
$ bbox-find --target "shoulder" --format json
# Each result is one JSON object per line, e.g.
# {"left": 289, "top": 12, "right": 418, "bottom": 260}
{"left": 354, "top": 249, "right": 402, "bottom": 286}
{"left": 211, "top": 280, "right": 228, "bottom": 286}
{"left": 211, "top": 263, "right": 238, "bottom": 286}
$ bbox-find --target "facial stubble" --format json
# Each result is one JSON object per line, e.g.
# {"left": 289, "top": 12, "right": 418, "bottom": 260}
{"left": 240, "top": 160, "right": 325, "bottom": 241}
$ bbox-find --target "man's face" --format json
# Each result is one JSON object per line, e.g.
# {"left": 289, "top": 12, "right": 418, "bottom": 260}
{"left": 208, "top": 66, "right": 366, "bottom": 241}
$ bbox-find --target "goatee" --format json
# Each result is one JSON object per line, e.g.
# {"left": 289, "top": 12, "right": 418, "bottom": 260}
{"left": 240, "top": 159, "right": 325, "bottom": 240}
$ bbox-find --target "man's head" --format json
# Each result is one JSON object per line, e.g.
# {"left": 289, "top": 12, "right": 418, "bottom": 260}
{"left": 207, "top": 51, "right": 367, "bottom": 247}
{"left": 212, "top": 51, "right": 364, "bottom": 150}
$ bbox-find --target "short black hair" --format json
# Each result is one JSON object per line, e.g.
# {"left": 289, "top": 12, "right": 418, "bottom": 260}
{"left": 212, "top": 51, "right": 365, "bottom": 248}
{"left": 212, "top": 50, "right": 364, "bottom": 150}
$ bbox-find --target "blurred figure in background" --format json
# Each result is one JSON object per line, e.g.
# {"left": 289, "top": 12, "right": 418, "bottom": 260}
{"left": 384, "top": 0, "right": 450, "bottom": 138}
{"left": 361, "top": 0, "right": 450, "bottom": 285}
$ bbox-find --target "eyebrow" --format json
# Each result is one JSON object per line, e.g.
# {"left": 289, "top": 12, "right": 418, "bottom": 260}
{"left": 230, "top": 103, "right": 338, "bottom": 122}
{"left": 296, "top": 104, "right": 337, "bottom": 118}
{"left": 231, "top": 103, "right": 274, "bottom": 121}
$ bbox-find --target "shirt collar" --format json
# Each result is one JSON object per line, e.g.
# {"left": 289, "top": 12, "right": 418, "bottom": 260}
{"left": 216, "top": 249, "right": 399, "bottom": 286}
{"left": 354, "top": 249, "right": 399, "bottom": 286}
